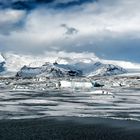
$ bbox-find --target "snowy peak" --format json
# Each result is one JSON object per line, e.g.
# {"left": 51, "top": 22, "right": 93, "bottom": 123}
{"left": 0, "top": 53, "right": 6, "bottom": 73}
{"left": 0, "top": 53, "right": 5, "bottom": 62}
{"left": 16, "top": 62, "right": 83, "bottom": 78}
{"left": 87, "top": 63, "right": 127, "bottom": 77}
{"left": 0, "top": 61, "right": 6, "bottom": 73}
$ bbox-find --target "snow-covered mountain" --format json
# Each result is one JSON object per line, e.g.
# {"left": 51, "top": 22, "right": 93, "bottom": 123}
{"left": 0, "top": 62, "right": 6, "bottom": 73}
{"left": 16, "top": 62, "right": 83, "bottom": 78}
{"left": 0, "top": 54, "right": 6, "bottom": 73}
{"left": 87, "top": 63, "right": 127, "bottom": 77}
{"left": 16, "top": 61, "right": 126, "bottom": 78}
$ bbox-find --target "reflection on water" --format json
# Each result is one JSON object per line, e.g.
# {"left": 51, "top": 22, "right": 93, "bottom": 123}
{"left": 0, "top": 88, "right": 140, "bottom": 121}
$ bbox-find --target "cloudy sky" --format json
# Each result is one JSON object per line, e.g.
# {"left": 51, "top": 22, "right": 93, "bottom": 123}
{"left": 0, "top": 0, "right": 140, "bottom": 63}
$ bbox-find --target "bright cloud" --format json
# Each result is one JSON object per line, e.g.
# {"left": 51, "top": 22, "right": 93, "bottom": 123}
{"left": 0, "top": 0, "right": 140, "bottom": 63}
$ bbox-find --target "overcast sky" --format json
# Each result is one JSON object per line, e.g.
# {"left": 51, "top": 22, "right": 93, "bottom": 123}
{"left": 0, "top": 0, "right": 140, "bottom": 63}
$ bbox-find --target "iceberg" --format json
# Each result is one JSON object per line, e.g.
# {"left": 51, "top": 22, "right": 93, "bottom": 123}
{"left": 59, "top": 80, "right": 93, "bottom": 89}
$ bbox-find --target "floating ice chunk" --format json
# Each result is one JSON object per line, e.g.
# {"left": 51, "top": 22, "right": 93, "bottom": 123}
{"left": 60, "top": 80, "right": 93, "bottom": 89}
{"left": 90, "top": 90, "right": 113, "bottom": 95}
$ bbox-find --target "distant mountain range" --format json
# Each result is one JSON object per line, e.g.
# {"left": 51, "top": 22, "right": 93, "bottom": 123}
{"left": 0, "top": 53, "right": 127, "bottom": 78}
{"left": 16, "top": 61, "right": 126, "bottom": 78}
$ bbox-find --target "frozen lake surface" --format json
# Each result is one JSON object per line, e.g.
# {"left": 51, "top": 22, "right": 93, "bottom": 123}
{"left": 0, "top": 88, "right": 140, "bottom": 121}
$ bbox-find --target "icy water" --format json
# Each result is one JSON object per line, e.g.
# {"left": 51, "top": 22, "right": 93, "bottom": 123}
{"left": 0, "top": 88, "right": 140, "bottom": 121}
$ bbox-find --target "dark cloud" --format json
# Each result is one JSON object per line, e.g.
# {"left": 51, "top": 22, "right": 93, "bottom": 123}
{"left": 11, "top": 1, "right": 35, "bottom": 10}
{"left": 0, "top": 0, "right": 97, "bottom": 10}
{"left": 61, "top": 24, "right": 78, "bottom": 35}
{"left": 0, "top": 9, "right": 26, "bottom": 35}
{"left": 54, "top": 0, "right": 97, "bottom": 9}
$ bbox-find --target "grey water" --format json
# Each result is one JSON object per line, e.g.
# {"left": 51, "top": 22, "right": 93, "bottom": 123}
{"left": 0, "top": 88, "right": 140, "bottom": 121}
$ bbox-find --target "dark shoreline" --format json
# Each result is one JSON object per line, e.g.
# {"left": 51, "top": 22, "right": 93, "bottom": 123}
{"left": 0, "top": 117, "right": 140, "bottom": 140}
